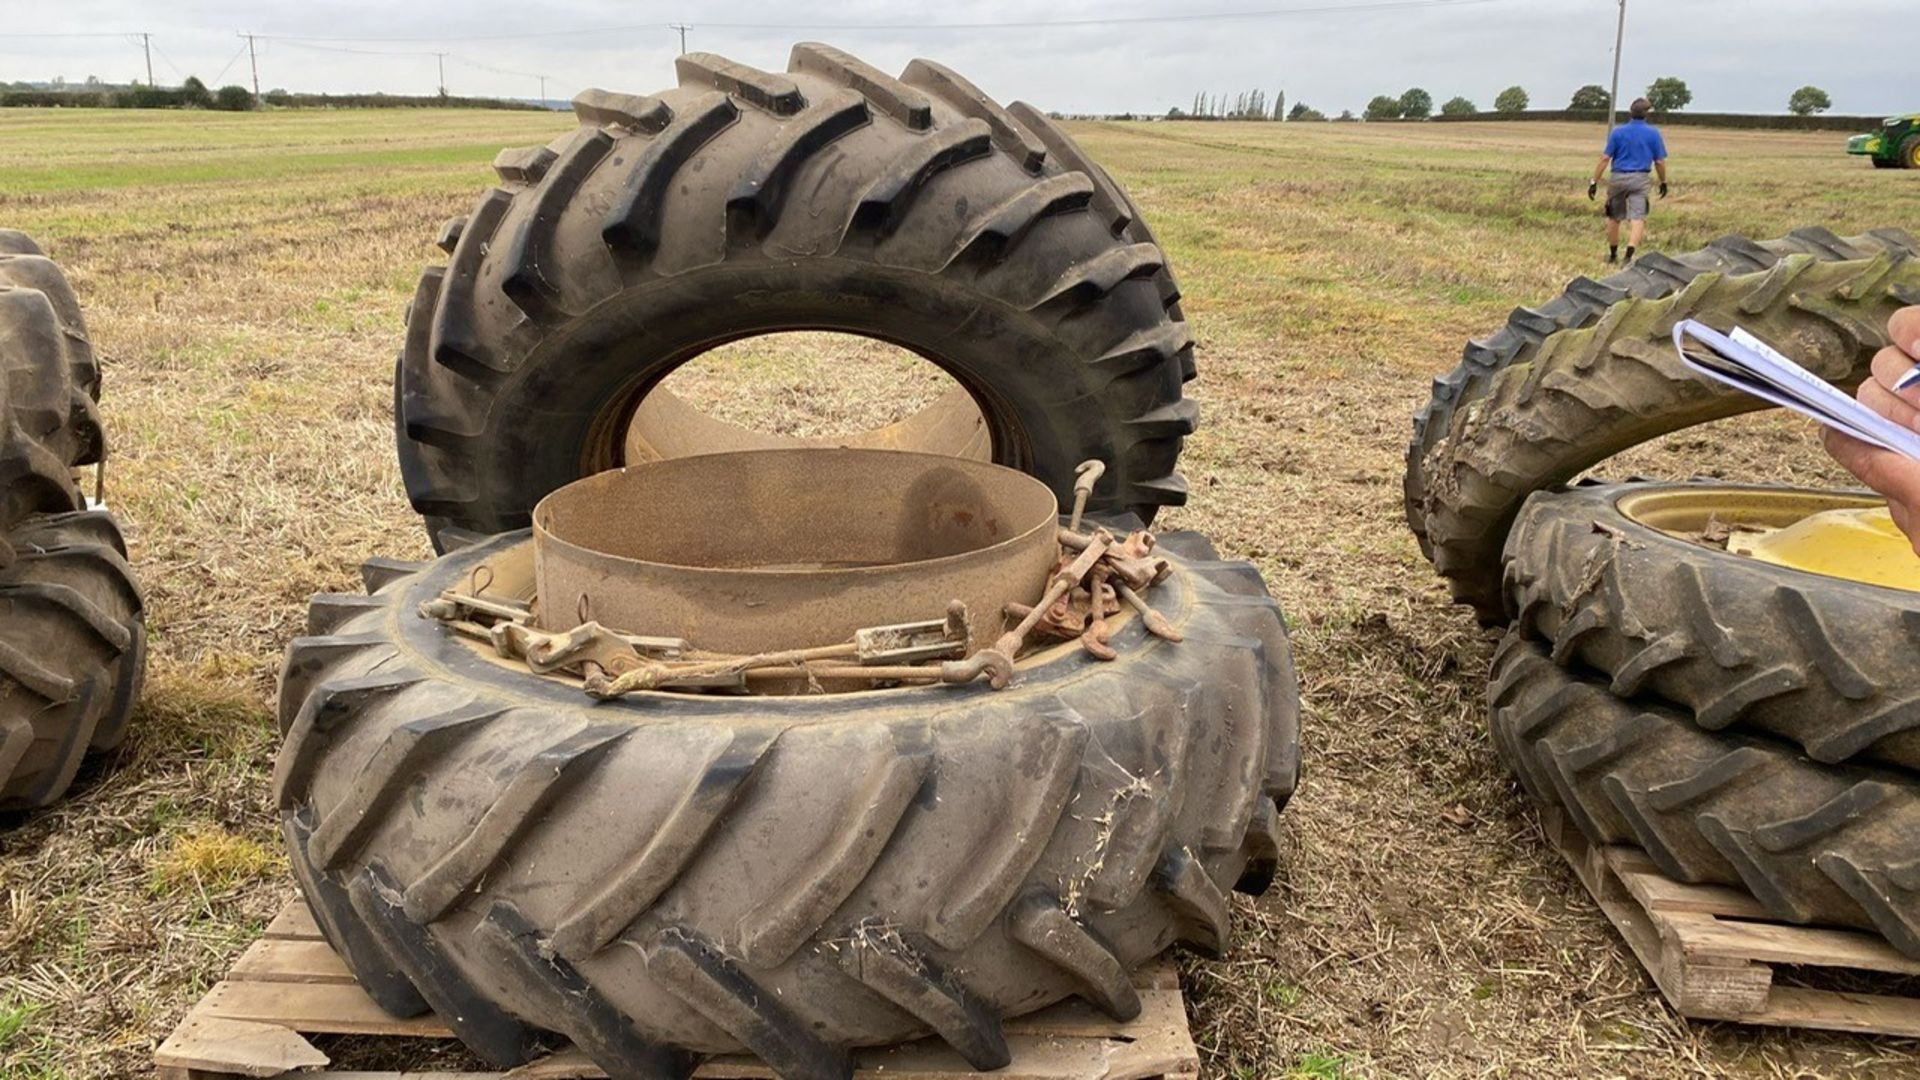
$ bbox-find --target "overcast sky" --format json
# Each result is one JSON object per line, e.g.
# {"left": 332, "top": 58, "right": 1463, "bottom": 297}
{"left": 2, "top": 0, "right": 1911, "bottom": 117}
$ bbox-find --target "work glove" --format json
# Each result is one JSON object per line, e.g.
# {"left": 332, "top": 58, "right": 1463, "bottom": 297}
{"left": 1587, "top": 180, "right": 1597, "bottom": 201}
{"left": 1659, "top": 181, "right": 1669, "bottom": 198}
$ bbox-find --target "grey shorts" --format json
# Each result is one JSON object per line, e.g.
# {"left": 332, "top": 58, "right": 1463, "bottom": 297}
{"left": 1605, "top": 172, "right": 1652, "bottom": 221}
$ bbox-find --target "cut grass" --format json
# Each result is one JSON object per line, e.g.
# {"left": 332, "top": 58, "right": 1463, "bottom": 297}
{"left": 147, "top": 828, "right": 284, "bottom": 898}
{"left": 0, "top": 107, "right": 1917, "bottom": 1078}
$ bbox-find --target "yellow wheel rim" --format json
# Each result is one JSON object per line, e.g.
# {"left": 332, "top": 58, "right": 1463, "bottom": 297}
{"left": 1616, "top": 486, "right": 1920, "bottom": 592}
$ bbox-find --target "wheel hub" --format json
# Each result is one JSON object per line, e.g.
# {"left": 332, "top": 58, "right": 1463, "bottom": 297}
{"left": 531, "top": 448, "right": 1061, "bottom": 655}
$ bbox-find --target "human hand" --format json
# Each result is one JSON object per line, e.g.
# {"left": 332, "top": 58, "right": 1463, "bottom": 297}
{"left": 1658, "top": 181, "right": 1668, "bottom": 198}
{"left": 1822, "top": 306, "right": 1920, "bottom": 555}
{"left": 1587, "top": 180, "right": 1597, "bottom": 200}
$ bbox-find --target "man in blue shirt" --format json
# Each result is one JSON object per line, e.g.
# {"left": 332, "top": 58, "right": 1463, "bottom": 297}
{"left": 1588, "top": 97, "right": 1670, "bottom": 265}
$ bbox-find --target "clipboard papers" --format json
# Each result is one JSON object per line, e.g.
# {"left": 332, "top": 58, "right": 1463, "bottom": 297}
{"left": 1673, "top": 319, "right": 1920, "bottom": 461}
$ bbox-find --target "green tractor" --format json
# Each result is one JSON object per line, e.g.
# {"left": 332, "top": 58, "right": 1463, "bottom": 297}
{"left": 1849, "top": 113, "right": 1920, "bottom": 168}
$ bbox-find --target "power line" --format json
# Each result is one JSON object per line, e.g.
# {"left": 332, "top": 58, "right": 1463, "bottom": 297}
{"left": 253, "top": 0, "right": 1510, "bottom": 44}
{"left": 148, "top": 39, "right": 189, "bottom": 81}
{"left": 0, "top": 31, "right": 145, "bottom": 39}
{"left": 207, "top": 40, "right": 251, "bottom": 85}
{"left": 450, "top": 53, "right": 546, "bottom": 81}
{"left": 270, "top": 40, "right": 442, "bottom": 58}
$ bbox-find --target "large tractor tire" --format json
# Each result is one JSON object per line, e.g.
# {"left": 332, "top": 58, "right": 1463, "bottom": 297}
{"left": 1503, "top": 481, "right": 1920, "bottom": 772}
{"left": 398, "top": 44, "right": 1194, "bottom": 552}
{"left": 1490, "top": 631, "right": 1920, "bottom": 958}
{"left": 274, "top": 525, "right": 1298, "bottom": 1077}
{"left": 1405, "top": 227, "right": 1920, "bottom": 621}
{"left": 0, "top": 232, "right": 145, "bottom": 810}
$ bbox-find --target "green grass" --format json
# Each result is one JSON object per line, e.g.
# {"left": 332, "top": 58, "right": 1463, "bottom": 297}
{"left": 0, "top": 999, "right": 39, "bottom": 1053}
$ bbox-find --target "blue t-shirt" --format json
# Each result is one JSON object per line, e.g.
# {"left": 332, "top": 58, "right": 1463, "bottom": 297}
{"left": 1604, "top": 119, "right": 1667, "bottom": 173}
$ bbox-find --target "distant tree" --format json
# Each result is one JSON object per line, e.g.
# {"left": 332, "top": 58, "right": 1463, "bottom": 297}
{"left": 1494, "top": 85, "right": 1529, "bottom": 113}
{"left": 1440, "top": 95, "right": 1476, "bottom": 117}
{"left": 1398, "top": 87, "right": 1432, "bottom": 118}
{"left": 1568, "top": 83, "right": 1609, "bottom": 111}
{"left": 1646, "top": 76, "right": 1691, "bottom": 112}
{"left": 1334, "top": 109, "right": 1356, "bottom": 122}
{"left": 1365, "top": 94, "right": 1402, "bottom": 121}
{"left": 213, "top": 84, "right": 254, "bottom": 111}
{"left": 1288, "top": 101, "right": 1311, "bottom": 121}
{"left": 1297, "top": 107, "right": 1327, "bottom": 121}
{"left": 264, "top": 87, "right": 293, "bottom": 106}
{"left": 1166, "top": 106, "right": 1185, "bottom": 118}
{"left": 1273, "top": 90, "right": 1285, "bottom": 120}
{"left": 1787, "top": 85, "right": 1831, "bottom": 116}
{"left": 181, "top": 75, "right": 212, "bottom": 108}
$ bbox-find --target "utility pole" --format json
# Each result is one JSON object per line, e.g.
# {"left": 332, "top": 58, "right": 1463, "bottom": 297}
{"left": 669, "top": 24, "right": 691, "bottom": 55}
{"left": 538, "top": 75, "right": 548, "bottom": 108}
{"left": 243, "top": 33, "right": 260, "bottom": 103}
{"left": 140, "top": 32, "right": 153, "bottom": 87}
{"left": 436, "top": 52, "right": 447, "bottom": 98}
{"left": 1605, "top": 0, "right": 1626, "bottom": 129}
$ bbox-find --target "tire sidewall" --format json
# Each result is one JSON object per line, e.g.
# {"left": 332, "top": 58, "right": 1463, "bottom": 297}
{"left": 405, "top": 258, "right": 1164, "bottom": 540}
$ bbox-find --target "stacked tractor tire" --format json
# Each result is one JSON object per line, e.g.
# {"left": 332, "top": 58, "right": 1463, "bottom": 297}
{"left": 272, "top": 45, "right": 1302, "bottom": 1079}
{"left": 1405, "top": 228, "right": 1920, "bottom": 955}
{"left": 0, "top": 231, "right": 145, "bottom": 812}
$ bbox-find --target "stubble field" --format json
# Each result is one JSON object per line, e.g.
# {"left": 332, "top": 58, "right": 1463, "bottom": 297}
{"left": 1, "top": 105, "right": 1918, "bottom": 1078}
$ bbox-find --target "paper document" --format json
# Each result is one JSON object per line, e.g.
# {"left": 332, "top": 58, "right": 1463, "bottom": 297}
{"left": 1672, "top": 319, "right": 1920, "bottom": 461}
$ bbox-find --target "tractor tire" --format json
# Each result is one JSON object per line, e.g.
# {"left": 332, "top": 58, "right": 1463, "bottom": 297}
{"left": 0, "top": 235, "right": 145, "bottom": 810}
{"left": 1902, "top": 135, "right": 1920, "bottom": 170}
{"left": 1490, "top": 631, "right": 1920, "bottom": 958}
{"left": 1503, "top": 481, "right": 1920, "bottom": 772}
{"left": 398, "top": 45, "right": 1194, "bottom": 553}
{"left": 0, "top": 230, "right": 106, "bottom": 529}
{"left": 0, "top": 511, "right": 145, "bottom": 809}
{"left": 1404, "top": 227, "right": 1920, "bottom": 621}
{"left": 274, "top": 524, "right": 1299, "bottom": 1077}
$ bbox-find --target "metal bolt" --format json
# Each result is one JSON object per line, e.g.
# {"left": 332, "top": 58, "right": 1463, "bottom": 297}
{"left": 1079, "top": 564, "right": 1117, "bottom": 660}
{"left": 1068, "top": 460, "right": 1105, "bottom": 533}
{"left": 1115, "top": 581, "right": 1182, "bottom": 641}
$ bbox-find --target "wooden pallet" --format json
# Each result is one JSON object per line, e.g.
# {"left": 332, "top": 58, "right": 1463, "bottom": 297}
{"left": 1541, "top": 806, "right": 1920, "bottom": 1036}
{"left": 155, "top": 897, "right": 1200, "bottom": 1080}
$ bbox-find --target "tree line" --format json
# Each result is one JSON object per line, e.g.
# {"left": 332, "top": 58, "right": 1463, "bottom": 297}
{"left": 1175, "top": 77, "right": 1840, "bottom": 122}
{"left": 2, "top": 74, "right": 546, "bottom": 112}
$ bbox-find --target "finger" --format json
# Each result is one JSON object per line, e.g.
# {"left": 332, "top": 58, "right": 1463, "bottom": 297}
{"left": 1890, "top": 498, "right": 1915, "bottom": 540}
{"left": 1890, "top": 500, "right": 1920, "bottom": 560}
{"left": 1869, "top": 344, "right": 1920, "bottom": 406}
{"left": 1823, "top": 427, "right": 1920, "bottom": 508}
{"left": 1859, "top": 376, "right": 1920, "bottom": 430}
{"left": 1890, "top": 306, "right": 1920, "bottom": 360}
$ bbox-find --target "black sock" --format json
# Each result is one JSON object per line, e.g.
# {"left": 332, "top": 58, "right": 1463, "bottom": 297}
{"left": 1608, "top": 244, "right": 1619, "bottom": 259}
{"left": 1625, "top": 245, "right": 1636, "bottom": 261}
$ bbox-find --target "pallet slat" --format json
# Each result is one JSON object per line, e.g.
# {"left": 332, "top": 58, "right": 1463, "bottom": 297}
{"left": 1542, "top": 806, "right": 1920, "bottom": 1037}
{"left": 230, "top": 938, "right": 361, "bottom": 984}
{"left": 155, "top": 1014, "right": 330, "bottom": 1077}
{"left": 158, "top": 898, "right": 1201, "bottom": 1080}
